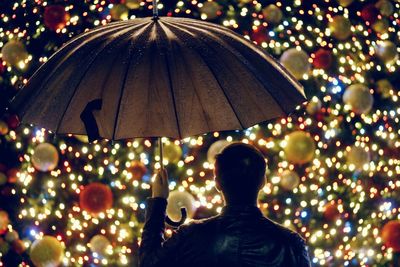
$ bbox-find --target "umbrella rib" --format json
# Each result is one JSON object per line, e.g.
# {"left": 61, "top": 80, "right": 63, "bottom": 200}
{"left": 164, "top": 21, "right": 245, "bottom": 129}
{"left": 177, "top": 23, "right": 288, "bottom": 115}
{"left": 157, "top": 21, "right": 182, "bottom": 139}
{"left": 55, "top": 23, "right": 150, "bottom": 136}
{"left": 207, "top": 68, "right": 246, "bottom": 130}
{"left": 111, "top": 41, "right": 135, "bottom": 141}
{"left": 12, "top": 22, "right": 142, "bottom": 121}
{"left": 164, "top": 53, "right": 182, "bottom": 139}
{"left": 167, "top": 20, "right": 305, "bottom": 115}
{"left": 168, "top": 18, "right": 303, "bottom": 95}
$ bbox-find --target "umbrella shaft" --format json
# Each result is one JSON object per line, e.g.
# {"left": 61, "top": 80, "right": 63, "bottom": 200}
{"left": 153, "top": 0, "right": 158, "bottom": 18}
{"left": 159, "top": 137, "right": 164, "bottom": 169}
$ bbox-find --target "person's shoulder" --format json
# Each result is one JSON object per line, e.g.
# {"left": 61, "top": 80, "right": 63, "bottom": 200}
{"left": 261, "top": 217, "right": 306, "bottom": 246}
{"left": 177, "top": 214, "right": 221, "bottom": 233}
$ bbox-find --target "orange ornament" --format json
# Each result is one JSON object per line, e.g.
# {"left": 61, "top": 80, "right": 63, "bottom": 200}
{"left": 382, "top": 220, "right": 400, "bottom": 252}
{"left": 127, "top": 161, "right": 147, "bottom": 180}
{"left": 0, "top": 211, "right": 9, "bottom": 235}
{"left": 80, "top": 183, "right": 113, "bottom": 214}
{"left": 12, "top": 239, "right": 26, "bottom": 254}
{"left": 323, "top": 203, "right": 340, "bottom": 221}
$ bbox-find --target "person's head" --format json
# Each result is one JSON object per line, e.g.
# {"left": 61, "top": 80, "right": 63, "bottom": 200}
{"left": 214, "top": 142, "right": 266, "bottom": 205}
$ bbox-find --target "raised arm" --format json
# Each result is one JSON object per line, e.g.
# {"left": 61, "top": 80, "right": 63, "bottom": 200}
{"left": 138, "top": 170, "right": 189, "bottom": 267}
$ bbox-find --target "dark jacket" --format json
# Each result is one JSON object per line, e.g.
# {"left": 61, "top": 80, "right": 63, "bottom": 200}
{"left": 139, "top": 198, "right": 311, "bottom": 267}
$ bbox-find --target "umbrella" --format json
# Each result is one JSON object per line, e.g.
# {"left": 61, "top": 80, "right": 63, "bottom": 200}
{"left": 9, "top": 3, "right": 306, "bottom": 225}
{"left": 10, "top": 18, "right": 305, "bottom": 142}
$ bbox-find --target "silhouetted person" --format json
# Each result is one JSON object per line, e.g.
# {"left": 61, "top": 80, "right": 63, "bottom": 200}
{"left": 139, "top": 143, "right": 311, "bottom": 267}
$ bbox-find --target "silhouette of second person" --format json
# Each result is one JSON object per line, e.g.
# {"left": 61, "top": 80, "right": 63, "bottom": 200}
{"left": 139, "top": 142, "right": 311, "bottom": 267}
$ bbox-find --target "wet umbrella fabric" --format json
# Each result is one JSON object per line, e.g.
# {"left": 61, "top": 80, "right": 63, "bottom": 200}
{"left": 10, "top": 17, "right": 305, "bottom": 142}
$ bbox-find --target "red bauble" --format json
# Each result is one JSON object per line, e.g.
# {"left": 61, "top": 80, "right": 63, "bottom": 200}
{"left": 109, "top": 0, "right": 123, "bottom": 3}
{"left": 44, "top": 5, "right": 70, "bottom": 31}
{"left": 0, "top": 60, "right": 5, "bottom": 74}
{"left": 6, "top": 114, "right": 20, "bottom": 129}
{"left": 7, "top": 168, "right": 18, "bottom": 183}
{"left": 313, "top": 49, "right": 333, "bottom": 70}
{"left": 0, "top": 211, "right": 9, "bottom": 235}
{"left": 323, "top": 203, "right": 340, "bottom": 221}
{"left": 127, "top": 161, "right": 147, "bottom": 180}
{"left": 12, "top": 239, "right": 26, "bottom": 254}
{"left": 250, "top": 27, "right": 269, "bottom": 45}
{"left": 382, "top": 220, "right": 400, "bottom": 252}
{"left": 361, "top": 4, "right": 379, "bottom": 24}
{"left": 80, "top": 183, "right": 113, "bottom": 214}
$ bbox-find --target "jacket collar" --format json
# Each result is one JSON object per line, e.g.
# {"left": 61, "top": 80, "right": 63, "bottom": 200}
{"left": 221, "top": 205, "right": 263, "bottom": 217}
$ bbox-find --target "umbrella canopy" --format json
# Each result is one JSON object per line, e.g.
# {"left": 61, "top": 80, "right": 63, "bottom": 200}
{"left": 10, "top": 16, "right": 306, "bottom": 141}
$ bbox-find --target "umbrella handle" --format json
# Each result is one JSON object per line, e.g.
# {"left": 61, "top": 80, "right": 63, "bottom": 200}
{"left": 165, "top": 207, "right": 187, "bottom": 228}
{"left": 152, "top": 0, "right": 158, "bottom": 19}
{"left": 157, "top": 138, "right": 187, "bottom": 228}
{"left": 80, "top": 99, "right": 102, "bottom": 143}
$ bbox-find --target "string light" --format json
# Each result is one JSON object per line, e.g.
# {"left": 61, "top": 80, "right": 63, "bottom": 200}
{"left": 0, "top": 0, "right": 399, "bottom": 266}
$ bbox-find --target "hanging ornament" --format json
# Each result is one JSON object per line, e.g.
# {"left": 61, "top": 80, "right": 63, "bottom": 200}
{"left": 207, "top": 140, "right": 230, "bottom": 164}
{"left": 306, "top": 98, "right": 322, "bottom": 115}
{"left": 0, "top": 211, "right": 9, "bottom": 235}
{"left": 375, "top": 40, "right": 398, "bottom": 64}
{"left": 0, "top": 172, "right": 7, "bottom": 186}
{"left": 30, "top": 236, "right": 64, "bottom": 267}
{"left": 312, "top": 48, "right": 333, "bottom": 70}
{"left": 163, "top": 142, "right": 183, "bottom": 164}
{"left": 250, "top": 26, "right": 269, "bottom": 45}
{"left": 167, "top": 190, "right": 196, "bottom": 222}
{"left": 5, "top": 230, "right": 19, "bottom": 243}
{"left": 0, "top": 238, "right": 10, "bottom": 255}
{"left": 280, "top": 170, "right": 300, "bottom": 191}
{"left": 0, "top": 60, "right": 5, "bottom": 74}
{"left": 337, "top": 0, "right": 353, "bottom": 7}
{"left": 89, "top": 235, "right": 112, "bottom": 256}
{"left": 279, "top": 48, "right": 310, "bottom": 79}
{"left": 329, "top": 16, "right": 352, "bottom": 40}
{"left": 80, "top": 182, "right": 113, "bottom": 214}
{"left": 375, "top": 0, "right": 394, "bottom": 16}
{"left": 262, "top": 4, "right": 282, "bottom": 24}
{"left": 12, "top": 239, "right": 26, "bottom": 254}
{"left": 127, "top": 161, "right": 147, "bottom": 180}
{"left": 361, "top": 4, "right": 379, "bottom": 23}
{"left": 43, "top": 5, "right": 70, "bottom": 31}
{"left": 6, "top": 114, "right": 20, "bottom": 129}
{"left": 323, "top": 203, "right": 340, "bottom": 221}
{"left": 31, "top": 143, "right": 59, "bottom": 172}
{"left": 343, "top": 84, "right": 373, "bottom": 115}
{"left": 1, "top": 40, "right": 28, "bottom": 68}
{"left": 118, "top": 223, "right": 134, "bottom": 240}
{"left": 346, "top": 145, "right": 370, "bottom": 171}
{"left": 199, "top": 1, "right": 221, "bottom": 20}
{"left": 7, "top": 168, "right": 19, "bottom": 184}
{"left": 125, "top": 0, "right": 141, "bottom": 9}
{"left": 0, "top": 120, "right": 8, "bottom": 135}
{"left": 376, "top": 79, "right": 393, "bottom": 98}
{"left": 110, "top": 4, "right": 129, "bottom": 20}
{"left": 382, "top": 220, "right": 400, "bottom": 252}
{"left": 372, "top": 19, "right": 389, "bottom": 34}
{"left": 74, "top": 134, "right": 89, "bottom": 143}
{"left": 284, "top": 131, "right": 316, "bottom": 164}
